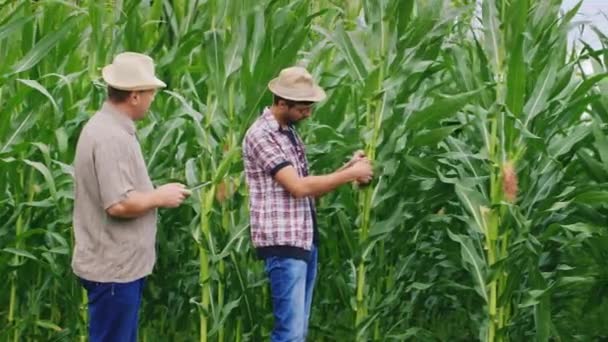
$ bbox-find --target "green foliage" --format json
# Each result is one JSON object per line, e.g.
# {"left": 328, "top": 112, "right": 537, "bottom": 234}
{"left": 1, "top": 0, "right": 607, "bottom": 341}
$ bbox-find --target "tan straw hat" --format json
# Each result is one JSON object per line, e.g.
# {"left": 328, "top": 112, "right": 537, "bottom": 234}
{"left": 102, "top": 52, "right": 166, "bottom": 91}
{"left": 268, "top": 66, "right": 326, "bottom": 102}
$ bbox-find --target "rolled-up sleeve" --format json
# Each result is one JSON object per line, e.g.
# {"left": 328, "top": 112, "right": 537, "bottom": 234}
{"left": 246, "top": 131, "right": 291, "bottom": 176}
{"left": 93, "top": 138, "right": 135, "bottom": 209}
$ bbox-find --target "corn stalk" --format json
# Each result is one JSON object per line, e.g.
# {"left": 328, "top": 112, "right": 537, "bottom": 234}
{"left": 444, "top": 1, "right": 606, "bottom": 341}
{"left": 2, "top": 0, "right": 608, "bottom": 341}
{"left": 198, "top": 179, "right": 215, "bottom": 342}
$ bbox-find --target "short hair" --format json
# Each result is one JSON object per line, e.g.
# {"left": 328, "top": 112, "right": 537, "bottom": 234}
{"left": 273, "top": 94, "right": 314, "bottom": 108}
{"left": 107, "top": 86, "right": 133, "bottom": 103}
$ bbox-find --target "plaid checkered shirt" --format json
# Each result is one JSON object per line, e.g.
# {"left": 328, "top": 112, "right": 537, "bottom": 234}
{"left": 243, "top": 108, "right": 316, "bottom": 256}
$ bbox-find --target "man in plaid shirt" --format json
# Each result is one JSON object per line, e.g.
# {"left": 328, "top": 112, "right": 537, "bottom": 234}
{"left": 243, "top": 66, "right": 373, "bottom": 341}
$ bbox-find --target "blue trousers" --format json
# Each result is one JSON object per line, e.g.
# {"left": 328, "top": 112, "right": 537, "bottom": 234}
{"left": 264, "top": 245, "right": 318, "bottom": 342}
{"left": 80, "top": 277, "right": 145, "bottom": 342}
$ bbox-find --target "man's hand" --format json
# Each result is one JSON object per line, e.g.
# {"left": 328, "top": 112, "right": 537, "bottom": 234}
{"left": 341, "top": 150, "right": 366, "bottom": 170}
{"left": 153, "top": 183, "right": 191, "bottom": 208}
{"left": 106, "top": 183, "right": 191, "bottom": 218}
{"left": 342, "top": 150, "right": 373, "bottom": 185}
{"left": 273, "top": 150, "right": 375, "bottom": 199}
{"left": 348, "top": 159, "right": 374, "bottom": 184}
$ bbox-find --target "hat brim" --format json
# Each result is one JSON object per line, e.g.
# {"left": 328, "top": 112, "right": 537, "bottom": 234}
{"left": 268, "top": 78, "right": 327, "bottom": 102}
{"left": 102, "top": 65, "right": 167, "bottom": 91}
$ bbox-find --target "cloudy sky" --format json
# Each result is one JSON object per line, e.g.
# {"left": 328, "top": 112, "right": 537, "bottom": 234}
{"left": 562, "top": 0, "right": 608, "bottom": 49}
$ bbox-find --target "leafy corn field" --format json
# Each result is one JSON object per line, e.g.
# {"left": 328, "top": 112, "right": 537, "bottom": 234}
{"left": 2, "top": 0, "right": 608, "bottom": 341}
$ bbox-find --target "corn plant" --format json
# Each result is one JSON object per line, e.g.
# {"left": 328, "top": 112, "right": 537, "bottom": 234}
{"left": 438, "top": 0, "right": 608, "bottom": 340}
{"left": 310, "top": 0, "right": 476, "bottom": 339}
{"left": 2, "top": 0, "right": 608, "bottom": 341}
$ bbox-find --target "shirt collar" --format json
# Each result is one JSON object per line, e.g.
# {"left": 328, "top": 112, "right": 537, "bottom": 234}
{"left": 101, "top": 101, "right": 136, "bottom": 135}
{"left": 262, "top": 107, "right": 293, "bottom": 133}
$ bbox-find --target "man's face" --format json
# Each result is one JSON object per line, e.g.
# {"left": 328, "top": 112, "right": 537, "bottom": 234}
{"left": 129, "top": 90, "right": 156, "bottom": 120}
{"left": 280, "top": 101, "right": 314, "bottom": 125}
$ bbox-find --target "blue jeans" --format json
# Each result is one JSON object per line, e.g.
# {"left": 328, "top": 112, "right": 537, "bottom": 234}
{"left": 79, "top": 277, "right": 145, "bottom": 342}
{"left": 264, "top": 245, "right": 318, "bottom": 342}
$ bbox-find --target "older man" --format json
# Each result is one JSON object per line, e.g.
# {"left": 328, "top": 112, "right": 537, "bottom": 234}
{"left": 72, "top": 52, "right": 190, "bottom": 342}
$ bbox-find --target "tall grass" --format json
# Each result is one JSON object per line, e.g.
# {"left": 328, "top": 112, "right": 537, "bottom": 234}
{"left": 1, "top": 0, "right": 608, "bottom": 341}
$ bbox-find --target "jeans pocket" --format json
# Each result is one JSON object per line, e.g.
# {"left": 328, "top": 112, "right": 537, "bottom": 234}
{"left": 264, "top": 256, "right": 278, "bottom": 274}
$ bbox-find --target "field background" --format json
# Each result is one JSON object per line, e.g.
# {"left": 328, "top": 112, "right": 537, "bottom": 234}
{"left": 2, "top": 0, "right": 608, "bottom": 341}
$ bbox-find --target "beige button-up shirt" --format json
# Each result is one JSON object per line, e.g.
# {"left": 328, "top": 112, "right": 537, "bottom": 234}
{"left": 72, "top": 102, "right": 157, "bottom": 283}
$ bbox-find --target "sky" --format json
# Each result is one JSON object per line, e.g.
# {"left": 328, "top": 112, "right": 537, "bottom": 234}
{"left": 562, "top": 0, "right": 608, "bottom": 49}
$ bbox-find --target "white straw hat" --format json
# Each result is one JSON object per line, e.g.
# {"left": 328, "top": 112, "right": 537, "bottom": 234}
{"left": 102, "top": 52, "right": 166, "bottom": 91}
{"left": 268, "top": 66, "right": 326, "bottom": 102}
